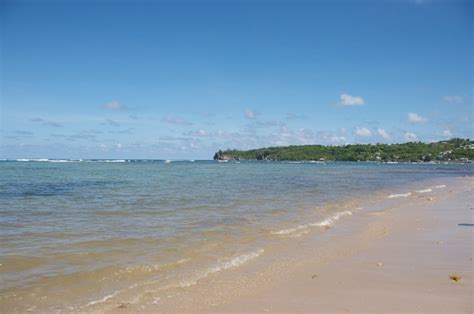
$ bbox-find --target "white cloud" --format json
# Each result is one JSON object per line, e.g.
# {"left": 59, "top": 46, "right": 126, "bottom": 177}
{"left": 442, "top": 95, "right": 463, "bottom": 104}
{"left": 244, "top": 109, "right": 258, "bottom": 119}
{"left": 104, "top": 100, "right": 126, "bottom": 110}
{"left": 404, "top": 132, "right": 418, "bottom": 141}
{"left": 161, "top": 116, "right": 193, "bottom": 126}
{"left": 340, "top": 93, "right": 365, "bottom": 106}
{"left": 185, "top": 129, "right": 208, "bottom": 137}
{"left": 407, "top": 112, "right": 428, "bottom": 124}
{"left": 377, "top": 128, "right": 389, "bottom": 139}
{"left": 354, "top": 127, "right": 372, "bottom": 137}
{"left": 442, "top": 129, "right": 453, "bottom": 138}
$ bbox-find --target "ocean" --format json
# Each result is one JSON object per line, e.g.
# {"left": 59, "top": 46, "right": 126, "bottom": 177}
{"left": 0, "top": 160, "right": 472, "bottom": 311}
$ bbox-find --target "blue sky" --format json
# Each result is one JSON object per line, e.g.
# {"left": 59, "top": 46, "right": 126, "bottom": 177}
{"left": 1, "top": 0, "right": 472, "bottom": 159}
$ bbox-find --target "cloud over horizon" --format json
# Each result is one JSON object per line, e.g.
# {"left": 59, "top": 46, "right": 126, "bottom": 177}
{"left": 377, "top": 128, "right": 390, "bottom": 140}
{"left": 442, "top": 95, "right": 464, "bottom": 104}
{"left": 161, "top": 116, "right": 193, "bottom": 126}
{"left": 340, "top": 93, "right": 365, "bottom": 107}
{"left": 354, "top": 127, "right": 372, "bottom": 137}
{"left": 404, "top": 132, "right": 418, "bottom": 141}
{"left": 244, "top": 109, "right": 258, "bottom": 119}
{"left": 30, "top": 117, "right": 62, "bottom": 127}
{"left": 407, "top": 112, "right": 428, "bottom": 124}
{"left": 104, "top": 100, "right": 127, "bottom": 110}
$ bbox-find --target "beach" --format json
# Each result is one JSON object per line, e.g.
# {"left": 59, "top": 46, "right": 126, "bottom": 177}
{"left": 117, "top": 176, "right": 474, "bottom": 313}
{"left": 214, "top": 177, "right": 473, "bottom": 313}
{"left": 0, "top": 162, "right": 472, "bottom": 313}
{"left": 3, "top": 0, "right": 473, "bottom": 312}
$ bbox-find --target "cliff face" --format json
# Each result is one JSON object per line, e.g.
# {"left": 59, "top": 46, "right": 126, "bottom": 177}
{"left": 213, "top": 150, "right": 239, "bottom": 161}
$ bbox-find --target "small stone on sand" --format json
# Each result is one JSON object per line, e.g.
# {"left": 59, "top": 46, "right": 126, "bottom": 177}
{"left": 376, "top": 262, "right": 383, "bottom": 267}
{"left": 117, "top": 302, "right": 130, "bottom": 309}
{"left": 312, "top": 274, "right": 318, "bottom": 279}
{"left": 449, "top": 274, "right": 461, "bottom": 282}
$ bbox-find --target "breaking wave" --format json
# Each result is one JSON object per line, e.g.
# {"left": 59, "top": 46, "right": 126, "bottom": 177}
{"left": 179, "top": 249, "right": 264, "bottom": 288}
{"left": 271, "top": 210, "right": 353, "bottom": 236}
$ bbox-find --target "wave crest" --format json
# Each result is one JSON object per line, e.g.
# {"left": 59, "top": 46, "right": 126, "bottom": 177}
{"left": 271, "top": 210, "right": 353, "bottom": 236}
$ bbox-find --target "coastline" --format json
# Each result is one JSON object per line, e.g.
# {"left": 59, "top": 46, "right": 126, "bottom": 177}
{"left": 127, "top": 176, "right": 473, "bottom": 313}
{"left": 1, "top": 174, "right": 472, "bottom": 313}
{"left": 213, "top": 176, "right": 473, "bottom": 313}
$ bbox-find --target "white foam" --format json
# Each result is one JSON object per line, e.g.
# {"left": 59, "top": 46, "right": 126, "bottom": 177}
{"left": 434, "top": 185, "right": 446, "bottom": 189}
{"left": 164, "top": 160, "right": 172, "bottom": 163}
{"left": 309, "top": 210, "right": 353, "bottom": 227}
{"left": 416, "top": 188, "right": 432, "bottom": 193}
{"left": 85, "top": 291, "right": 119, "bottom": 307}
{"left": 387, "top": 192, "right": 412, "bottom": 198}
{"left": 48, "top": 159, "right": 70, "bottom": 163}
{"left": 180, "top": 249, "right": 264, "bottom": 288}
{"left": 271, "top": 210, "right": 353, "bottom": 236}
{"left": 271, "top": 225, "right": 306, "bottom": 235}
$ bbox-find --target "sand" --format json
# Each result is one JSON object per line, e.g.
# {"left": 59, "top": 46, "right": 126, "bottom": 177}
{"left": 211, "top": 177, "right": 473, "bottom": 313}
{"left": 105, "top": 177, "right": 473, "bottom": 313}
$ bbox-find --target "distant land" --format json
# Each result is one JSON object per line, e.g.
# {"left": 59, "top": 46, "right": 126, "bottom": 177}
{"left": 213, "top": 138, "right": 474, "bottom": 162}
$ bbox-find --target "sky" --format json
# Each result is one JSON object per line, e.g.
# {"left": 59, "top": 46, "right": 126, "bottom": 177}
{"left": 1, "top": 0, "right": 472, "bottom": 159}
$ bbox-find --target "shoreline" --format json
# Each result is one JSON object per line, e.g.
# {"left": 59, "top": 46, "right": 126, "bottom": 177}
{"left": 213, "top": 176, "right": 473, "bottom": 313}
{"left": 1, "top": 175, "right": 472, "bottom": 313}
{"left": 129, "top": 176, "right": 473, "bottom": 313}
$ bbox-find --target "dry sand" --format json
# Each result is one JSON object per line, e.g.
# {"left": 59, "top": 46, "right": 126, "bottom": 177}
{"left": 212, "top": 177, "right": 473, "bottom": 313}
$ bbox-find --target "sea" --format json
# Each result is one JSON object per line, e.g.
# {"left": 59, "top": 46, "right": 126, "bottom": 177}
{"left": 0, "top": 159, "right": 472, "bottom": 311}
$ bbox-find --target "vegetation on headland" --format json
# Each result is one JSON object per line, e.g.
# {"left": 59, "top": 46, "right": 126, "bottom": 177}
{"left": 213, "top": 138, "right": 474, "bottom": 162}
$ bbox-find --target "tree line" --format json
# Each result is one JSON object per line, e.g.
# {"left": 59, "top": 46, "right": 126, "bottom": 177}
{"left": 213, "top": 138, "right": 474, "bottom": 162}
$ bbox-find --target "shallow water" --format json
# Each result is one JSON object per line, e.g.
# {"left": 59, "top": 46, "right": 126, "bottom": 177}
{"left": 0, "top": 160, "right": 472, "bottom": 311}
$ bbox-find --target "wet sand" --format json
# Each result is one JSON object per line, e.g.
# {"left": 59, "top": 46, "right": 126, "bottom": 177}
{"left": 214, "top": 177, "right": 473, "bottom": 313}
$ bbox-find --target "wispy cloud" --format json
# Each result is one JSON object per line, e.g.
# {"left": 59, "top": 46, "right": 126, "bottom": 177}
{"left": 442, "top": 129, "right": 453, "bottom": 138}
{"left": 407, "top": 112, "right": 428, "bottom": 124}
{"left": 103, "top": 100, "right": 127, "bottom": 110}
{"left": 247, "top": 120, "right": 285, "bottom": 129}
{"left": 285, "top": 112, "right": 307, "bottom": 120}
{"left": 105, "top": 119, "right": 120, "bottom": 127}
{"left": 184, "top": 129, "right": 208, "bottom": 137}
{"left": 4, "top": 130, "right": 35, "bottom": 140}
{"left": 161, "top": 116, "right": 193, "bottom": 126}
{"left": 11, "top": 130, "right": 34, "bottom": 136}
{"left": 340, "top": 93, "right": 365, "bottom": 106}
{"left": 244, "top": 109, "right": 258, "bottom": 119}
{"left": 404, "top": 132, "right": 418, "bottom": 141}
{"left": 30, "top": 117, "right": 62, "bottom": 127}
{"left": 442, "top": 95, "right": 464, "bottom": 104}
{"left": 354, "top": 127, "right": 371, "bottom": 137}
{"left": 377, "top": 128, "right": 390, "bottom": 139}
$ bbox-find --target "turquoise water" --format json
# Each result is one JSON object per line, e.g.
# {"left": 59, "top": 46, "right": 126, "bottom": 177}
{"left": 0, "top": 160, "right": 472, "bottom": 311}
